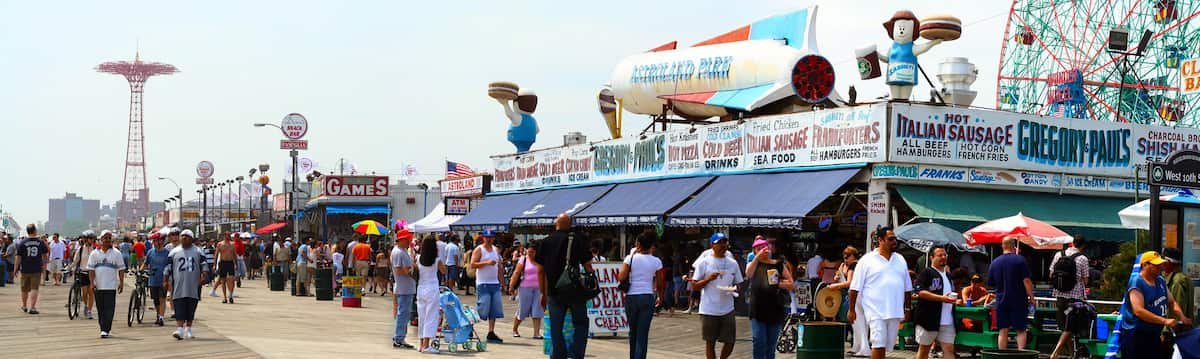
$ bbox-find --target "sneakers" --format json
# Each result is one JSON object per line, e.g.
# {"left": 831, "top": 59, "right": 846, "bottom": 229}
{"left": 155, "top": 317, "right": 164, "bottom": 326}
{"left": 209, "top": 291, "right": 219, "bottom": 298}
{"left": 423, "top": 347, "right": 440, "bottom": 354}
{"left": 393, "top": 340, "right": 414, "bottom": 349}
{"left": 186, "top": 329, "right": 195, "bottom": 339}
{"left": 486, "top": 331, "right": 504, "bottom": 344}
{"left": 28, "top": 308, "right": 39, "bottom": 315}
{"left": 100, "top": 331, "right": 110, "bottom": 338}
{"left": 20, "top": 307, "right": 27, "bottom": 313}
{"left": 85, "top": 309, "right": 94, "bottom": 320}
{"left": 173, "top": 328, "right": 184, "bottom": 340}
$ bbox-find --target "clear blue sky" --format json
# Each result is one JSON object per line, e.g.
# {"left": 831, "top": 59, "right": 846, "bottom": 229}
{"left": 0, "top": 0, "right": 1007, "bottom": 226}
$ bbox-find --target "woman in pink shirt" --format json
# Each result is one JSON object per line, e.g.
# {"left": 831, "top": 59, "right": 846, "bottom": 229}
{"left": 508, "top": 241, "right": 543, "bottom": 339}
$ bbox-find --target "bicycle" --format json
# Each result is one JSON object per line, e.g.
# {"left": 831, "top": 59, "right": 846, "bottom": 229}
{"left": 127, "top": 269, "right": 150, "bottom": 327}
{"left": 66, "top": 269, "right": 84, "bottom": 320}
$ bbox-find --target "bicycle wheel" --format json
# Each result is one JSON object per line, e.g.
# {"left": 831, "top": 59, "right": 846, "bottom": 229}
{"left": 127, "top": 290, "right": 137, "bottom": 327}
{"left": 135, "top": 289, "right": 145, "bottom": 323}
{"left": 67, "top": 285, "right": 80, "bottom": 320}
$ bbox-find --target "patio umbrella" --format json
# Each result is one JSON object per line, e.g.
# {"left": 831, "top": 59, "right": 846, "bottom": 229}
{"left": 352, "top": 219, "right": 389, "bottom": 236}
{"left": 1117, "top": 189, "right": 1200, "bottom": 230}
{"left": 255, "top": 221, "right": 288, "bottom": 235}
{"left": 963, "top": 213, "right": 1072, "bottom": 249}
{"left": 894, "top": 221, "right": 984, "bottom": 253}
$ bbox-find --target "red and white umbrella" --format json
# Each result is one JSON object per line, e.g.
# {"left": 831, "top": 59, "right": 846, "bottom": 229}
{"left": 963, "top": 213, "right": 1072, "bottom": 249}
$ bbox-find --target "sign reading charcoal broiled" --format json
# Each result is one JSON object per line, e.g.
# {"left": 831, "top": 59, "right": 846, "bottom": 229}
{"left": 1150, "top": 150, "right": 1200, "bottom": 188}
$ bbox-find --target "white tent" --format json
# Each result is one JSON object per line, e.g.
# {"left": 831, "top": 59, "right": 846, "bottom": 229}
{"left": 410, "top": 203, "right": 461, "bottom": 233}
{"left": 1118, "top": 191, "right": 1200, "bottom": 230}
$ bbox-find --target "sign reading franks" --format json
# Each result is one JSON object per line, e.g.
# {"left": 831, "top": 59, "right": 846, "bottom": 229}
{"left": 1150, "top": 150, "right": 1200, "bottom": 188}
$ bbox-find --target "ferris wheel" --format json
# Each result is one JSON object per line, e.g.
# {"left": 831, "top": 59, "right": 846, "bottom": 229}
{"left": 996, "top": 0, "right": 1200, "bottom": 126}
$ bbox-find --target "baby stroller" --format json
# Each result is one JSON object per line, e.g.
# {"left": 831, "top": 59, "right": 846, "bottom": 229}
{"left": 1171, "top": 325, "right": 1198, "bottom": 359}
{"left": 431, "top": 286, "right": 486, "bottom": 353}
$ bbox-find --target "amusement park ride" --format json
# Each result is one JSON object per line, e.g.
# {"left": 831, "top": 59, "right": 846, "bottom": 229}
{"left": 997, "top": 0, "right": 1200, "bottom": 126}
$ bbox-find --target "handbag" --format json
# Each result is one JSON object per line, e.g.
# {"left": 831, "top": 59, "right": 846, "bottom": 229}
{"left": 617, "top": 254, "right": 633, "bottom": 293}
{"left": 554, "top": 232, "right": 601, "bottom": 303}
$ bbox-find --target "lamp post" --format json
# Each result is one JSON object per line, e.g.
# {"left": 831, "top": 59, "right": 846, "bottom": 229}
{"left": 236, "top": 176, "right": 245, "bottom": 230}
{"left": 226, "top": 179, "right": 235, "bottom": 228}
{"left": 157, "top": 177, "right": 183, "bottom": 224}
{"left": 254, "top": 122, "right": 300, "bottom": 243}
{"left": 417, "top": 183, "right": 430, "bottom": 216}
{"left": 247, "top": 168, "right": 257, "bottom": 223}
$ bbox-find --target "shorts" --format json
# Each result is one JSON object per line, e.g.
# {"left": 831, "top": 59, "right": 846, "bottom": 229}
{"left": 149, "top": 286, "right": 166, "bottom": 302}
{"left": 701, "top": 312, "right": 737, "bottom": 344}
{"left": 354, "top": 262, "right": 370, "bottom": 277}
{"left": 868, "top": 318, "right": 901, "bottom": 350}
{"left": 476, "top": 283, "right": 504, "bottom": 320}
{"left": 375, "top": 267, "right": 390, "bottom": 278}
{"left": 296, "top": 265, "right": 311, "bottom": 283}
{"left": 76, "top": 274, "right": 91, "bottom": 287}
{"left": 517, "top": 286, "right": 543, "bottom": 319}
{"left": 446, "top": 266, "right": 459, "bottom": 282}
{"left": 217, "top": 261, "right": 236, "bottom": 277}
{"left": 48, "top": 259, "right": 63, "bottom": 273}
{"left": 691, "top": 291, "right": 701, "bottom": 300}
{"left": 173, "top": 297, "right": 199, "bottom": 321}
{"left": 916, "top": 324, "right": 956, "bottom": 346}
{"left": 1056, "top": 297, "right": 1081, "bottom": 331}
{"left": 995, "top": 307, "right": 1029, "bottom": 331}
{"left": 20, "top": 273, "right": 41, "bottom": 292}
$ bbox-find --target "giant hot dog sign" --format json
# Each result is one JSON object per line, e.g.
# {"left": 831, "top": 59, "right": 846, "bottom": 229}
{"left": 491, "top": 104, "right": 886, "bottom": 192}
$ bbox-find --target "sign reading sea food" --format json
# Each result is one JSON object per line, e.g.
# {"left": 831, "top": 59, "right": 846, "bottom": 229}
{"left": 492, "top": 104, "right": 887, "bottom": 192}
{"left": 889, "top": 104, "right": 1200, "bottom": 177}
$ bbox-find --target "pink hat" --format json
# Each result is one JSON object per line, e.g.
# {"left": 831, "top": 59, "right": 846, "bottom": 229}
{"left": 752, "top": 237, "right": 770, "bottom": 248}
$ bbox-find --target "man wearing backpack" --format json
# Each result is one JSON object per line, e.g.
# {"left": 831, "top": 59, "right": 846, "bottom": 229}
{"left": 1049, "top": 235, "right": 1089, "bottom": 359}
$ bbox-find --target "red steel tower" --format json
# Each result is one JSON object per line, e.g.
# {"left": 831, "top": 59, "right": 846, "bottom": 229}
{"left": 96, "top": 53, "right": 177, "bottom": 230}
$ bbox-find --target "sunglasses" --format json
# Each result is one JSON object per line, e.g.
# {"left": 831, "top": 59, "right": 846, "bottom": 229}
{"left": 885, "top": 237, "right": 898, "bottom": 241}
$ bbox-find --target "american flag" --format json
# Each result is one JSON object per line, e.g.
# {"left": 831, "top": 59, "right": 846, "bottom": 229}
{"left": 446, "top": 161, "right": 475, "bottom": 177}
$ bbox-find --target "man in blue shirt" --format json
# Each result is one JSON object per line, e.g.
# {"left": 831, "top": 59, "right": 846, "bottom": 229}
{"left": 444, "top": 236, "right": 461, "bottom": 292}
{"left": 986, "top": 236, "right": 1034, "bottom": 350}
{"left": 1119, "top": 251, "right": 1192, "bottom": 358}
{"left": 142, "top": 233, "right": 172, "bottom": 326}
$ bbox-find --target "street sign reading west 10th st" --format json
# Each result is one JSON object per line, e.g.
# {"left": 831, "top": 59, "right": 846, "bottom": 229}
{"left": 1148, "top": 150, "right": 1200, "bottom": 188}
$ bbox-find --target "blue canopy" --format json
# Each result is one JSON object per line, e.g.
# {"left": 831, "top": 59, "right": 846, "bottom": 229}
{"left": 510, "top": 185, "right": 615, "bottom": 227}
{"left": 450, "top": 192, "right": 550, "bottom": 232}
{"left": 325, "top": 205, "right": 389, "bottom": 215}
{"left": 574, "top": 177, "right": 714, "bottom": 226}
{"left": 667, "top": 168, "right": 860, "bottom": 228}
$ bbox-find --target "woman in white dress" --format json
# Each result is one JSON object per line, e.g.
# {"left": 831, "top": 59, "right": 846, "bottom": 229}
{"left": 416, "top": 235, "right": 446, "bottom": 354}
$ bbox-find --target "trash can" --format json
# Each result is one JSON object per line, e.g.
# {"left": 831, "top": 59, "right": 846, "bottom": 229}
{"left": 796, "top": 321, "right": 845, "bottom": 359}
{"left": 314, "top": 264, "right": 333, "bottom": 301}
{"left": 341, "top": 276, "right": 363, "bottom": 307}
{"left": 980, "top": 349, "right": 1039, "bottom": 359}
{"left": 268, "top": 265, "right": 285, "bottom": 291}
{"left": 290, "top": 268, "right": 297, "bottom": 296}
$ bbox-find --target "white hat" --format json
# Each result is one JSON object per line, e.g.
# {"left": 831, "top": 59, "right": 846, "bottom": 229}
{"left": 180, "top": 229, "right": 195, "bottom": 238}
{"left": 158, "top": 227, "right": 172, "bottom": 237}
{"left": 99, "top": 230, "right": 114, "bottom": 238}
{"left": 240, "top": 232, "right": 252, "bottom": 239}
{"left": 82, "top": 230, "right": 96, "bottom": 237}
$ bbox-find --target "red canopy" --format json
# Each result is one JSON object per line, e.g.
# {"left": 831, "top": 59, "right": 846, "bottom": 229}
{"left": 255, "top": 222, "right": 288, "bottom": 235}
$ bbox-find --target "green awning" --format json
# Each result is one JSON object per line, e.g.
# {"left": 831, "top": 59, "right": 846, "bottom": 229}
{"left": 894, "top": 185, "right": 1137, "bottom": 242}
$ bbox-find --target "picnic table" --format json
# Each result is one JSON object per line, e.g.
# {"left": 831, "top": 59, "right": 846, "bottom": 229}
{"left": 951, "top": 305, "right": 1058, "bottom": 350}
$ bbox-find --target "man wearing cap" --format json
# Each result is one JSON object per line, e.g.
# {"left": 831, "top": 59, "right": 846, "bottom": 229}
{"left": 143, "top": 232, "right": 172, "bottom": 326}
{"left": 472, "top": 228, "right": 507, "bottom": 344}
{"left": 165, "top": 230, "right": 207, "bottom": 340}
{"left": 690, "top": 232, "right": 743, "bottom": 359}
{"left": 745, "top": 236, "right": 794, "bottom": 359}
{"left": 848, "top": 227, "right": 913, "bottom": 359}
{"left": 1161, "top": 247, "right": 1194, "bottom": 358}
{"left": 391, "top": 229, "right": 417, "bottom": 349}
{"left": 272, "top": 236, "right": 291, "bottom": 290}
{"left": 1119, "top": 251, "right": 1192, "bottom": 358}
{"left": 71, "top": 230, "right": 97, "bottom": 319}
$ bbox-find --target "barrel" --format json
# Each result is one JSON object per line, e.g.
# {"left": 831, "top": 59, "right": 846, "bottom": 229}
{"left": 314, "top": 267, "right": 333, "bottom": 301}
{"left": 341, "top": 276, "right": 363, "bottom": 307}
{"left": 268, "top": 266, "right": 285, "bottom": 291}
{"left": 980, "top": 349, "right": 1039, "bottom": 359}
{"left": 796, "top": 321, "right": 845, "bottom": 359}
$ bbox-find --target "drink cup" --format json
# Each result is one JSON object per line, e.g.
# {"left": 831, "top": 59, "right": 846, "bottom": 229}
{"left": 856, "top": 45, "right": 881, "bottom": 80}
{"left": 966, "top": 298, "right": 973, "bottom": 307}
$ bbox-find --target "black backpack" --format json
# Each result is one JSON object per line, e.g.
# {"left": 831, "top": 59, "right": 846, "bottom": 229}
{"left": 1051, "top": 251, "right": 1083, "bottom": 292}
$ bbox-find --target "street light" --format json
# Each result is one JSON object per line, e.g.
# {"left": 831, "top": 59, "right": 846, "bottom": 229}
{"left": 236, "top": 176, "right": 245, "bottom": 230}
{"left": 254, "top": 122, "right": 300, "bottom": 244}
{"left": 158, "top": 177, "right": 183, "bottom": 227}
{"left": 248, "top": 169, "right": 257, "bottom": 222}
{"left": 417, "top": 183, "right": 430, "bottom": 216}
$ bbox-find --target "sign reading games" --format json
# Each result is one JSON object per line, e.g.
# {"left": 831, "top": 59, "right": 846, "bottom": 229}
{"left": 492, "top": 104, "right": 886, "bottom": 192}
{"left": 890, "top": 104, "right": 1200, "bottom": 178}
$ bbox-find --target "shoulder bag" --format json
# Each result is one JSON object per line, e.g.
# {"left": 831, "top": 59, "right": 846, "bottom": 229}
{"left": 554, "top": 232, "right": 601, "bottom": 303}
{"left": 618, "top": 254, "right": 633, "bottom": 293}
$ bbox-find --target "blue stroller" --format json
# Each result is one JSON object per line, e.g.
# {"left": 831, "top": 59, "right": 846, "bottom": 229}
{"left": 431, "top": 286, "right": 486, "bottom": 353}
{"left": 1174, "top": 326, "right": 1198, "bottom": 359}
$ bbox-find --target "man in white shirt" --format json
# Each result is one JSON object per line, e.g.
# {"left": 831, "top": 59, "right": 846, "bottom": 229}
{"left": 692, "top": 233, "right": 743, "bottom": 359}
{"left": 87, "top": 230, "right": 126, "bottom": 338}
{"left": 806, "top": 253, "right": 823, "bottom": 280}
{"left": 49, "top": 234, "right": 66, "bottom": 285}
{"left": 848, "top": 227, "right": 912, "bottom": 359}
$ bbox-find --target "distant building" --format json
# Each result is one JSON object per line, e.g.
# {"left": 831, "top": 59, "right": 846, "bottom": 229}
{"left": 47, "top": 193, "right": 101, "bottom": 235}
{"left": 390, "top": 180, "right": 442, "bottom": 223}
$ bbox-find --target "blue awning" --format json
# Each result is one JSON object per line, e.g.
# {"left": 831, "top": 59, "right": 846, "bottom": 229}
{"left": 667, "top": 168, "right": 860, "bottom": 228}
{"left": 450, "top": 192, "right": 550, "bottom": 232}
{"left": 573, "top": 177, "right": 714, "bottom": 226}
{"left": 510, "top": 185, "right": 615, "bottom": 227}
{"left": 325, "top": 205, "right": 389, "bottom": 215}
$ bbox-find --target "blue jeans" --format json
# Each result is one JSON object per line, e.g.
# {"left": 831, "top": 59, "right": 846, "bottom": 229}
{"left": 394, "top": 294, "right": 414, "bottom": 343}
{"left": 549, "top": 296, "right": 589, "bottom": 359}
{"left": 477, "top": 283, "right": 504, "bottom": 320}
{"left": 751, "top": 319, "right": 782, "bottom": 359}
{"left": 625, "top": 294, "right": 655, "bottom": 359}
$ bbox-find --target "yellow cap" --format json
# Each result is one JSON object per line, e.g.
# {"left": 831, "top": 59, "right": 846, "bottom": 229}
{"left": 1140, "top": 251, "right": 1167, "bottom": 266}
